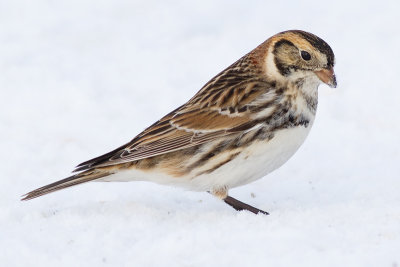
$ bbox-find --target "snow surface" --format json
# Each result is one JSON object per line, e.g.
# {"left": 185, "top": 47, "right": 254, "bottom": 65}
{"left": 1, "top": 0, "right": 400, "bottom": 266}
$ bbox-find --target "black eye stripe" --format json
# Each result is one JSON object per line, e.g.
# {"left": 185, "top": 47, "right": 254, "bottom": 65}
{"left": 301, "top": 51, "right": 311, "bottom": 61}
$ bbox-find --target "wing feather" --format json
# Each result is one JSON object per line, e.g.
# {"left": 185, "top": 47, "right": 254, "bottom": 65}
{"left": 74, "top": 56, "right": 277, "bottom": 172}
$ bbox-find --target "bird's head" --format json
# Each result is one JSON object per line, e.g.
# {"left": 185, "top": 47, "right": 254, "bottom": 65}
{"left": 265, "top": 30, "right": 336, "bottom": 88}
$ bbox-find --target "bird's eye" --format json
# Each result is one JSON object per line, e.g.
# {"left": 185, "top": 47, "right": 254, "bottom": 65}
{"left": 300, "top": 51, "right": 311, "bottom": 61}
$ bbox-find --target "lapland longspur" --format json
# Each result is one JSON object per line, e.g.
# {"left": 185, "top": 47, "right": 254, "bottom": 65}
{"left": 22, "top": 30, "right": 336, "bottom": 215}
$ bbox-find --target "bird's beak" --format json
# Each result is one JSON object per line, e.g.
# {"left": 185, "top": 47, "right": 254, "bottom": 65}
{"left": 314, "top": 67, "right": 337, "bottom": 88}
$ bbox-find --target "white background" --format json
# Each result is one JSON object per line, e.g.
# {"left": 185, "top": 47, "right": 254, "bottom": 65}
{"left": 1, "top": 0, "right": 399, "bottom": 266}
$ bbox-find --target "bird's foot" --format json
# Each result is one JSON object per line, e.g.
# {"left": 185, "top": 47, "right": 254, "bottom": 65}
{"left": 223, "top": 195, "right": 269, "bottom": 215}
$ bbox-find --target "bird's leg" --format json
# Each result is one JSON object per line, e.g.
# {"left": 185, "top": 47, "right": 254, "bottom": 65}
{"left": 223, "top": 195, "right": 269, "bottom": 215}
{"left": 209, "top": 187, "right": 269, "bottom": 215}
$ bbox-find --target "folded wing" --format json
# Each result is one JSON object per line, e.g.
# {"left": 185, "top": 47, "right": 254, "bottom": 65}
{"left": 75, "top": 57, "right": 276, "bottom": 172}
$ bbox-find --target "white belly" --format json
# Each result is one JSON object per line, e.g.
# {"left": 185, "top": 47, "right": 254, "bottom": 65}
{"left": 187, "top": 124, "right": 313, "bottom": 191}
{"left": 102, "top": 122, "right": 314, "bottom": 192}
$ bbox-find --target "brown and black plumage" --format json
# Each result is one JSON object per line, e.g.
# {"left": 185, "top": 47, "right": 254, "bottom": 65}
{"left": 22, "top": 30, "right": 336, "bottom": 215}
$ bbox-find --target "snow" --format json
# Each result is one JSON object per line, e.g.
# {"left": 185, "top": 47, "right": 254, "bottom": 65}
{"left": 1, "top": 0, "right": 400, "bottom": 266}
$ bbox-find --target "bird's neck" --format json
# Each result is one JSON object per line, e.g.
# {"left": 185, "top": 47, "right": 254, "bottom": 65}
{"left": 287, "top": 76, "right": 319, "bottom": 116}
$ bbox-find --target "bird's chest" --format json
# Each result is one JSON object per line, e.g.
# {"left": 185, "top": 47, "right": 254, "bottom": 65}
{"left": 221, "top": 120, "right": 314, "bottom": 187}
{"left": 188, "top": 93, "right": 318, "bottom": 190}
{"left": 188, "top": 113, "right": 315, "bottom": 191}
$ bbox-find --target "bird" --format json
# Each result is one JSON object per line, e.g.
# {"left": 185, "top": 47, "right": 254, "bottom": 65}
{"left": 22, "top": 30, "right": 336, "bottom": 215}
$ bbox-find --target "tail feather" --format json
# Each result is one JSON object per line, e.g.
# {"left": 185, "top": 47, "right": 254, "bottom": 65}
{"left": 21, "top": 170, "right": 111, "bottom": 201}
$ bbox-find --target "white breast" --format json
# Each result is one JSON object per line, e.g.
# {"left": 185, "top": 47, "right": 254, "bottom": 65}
{"left": 185, "top": 121, "right": 315, "bottom": 191}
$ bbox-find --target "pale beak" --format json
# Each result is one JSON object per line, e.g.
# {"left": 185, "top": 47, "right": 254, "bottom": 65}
{"left": 314, "top": 67, "right": 337, "bottom": 88}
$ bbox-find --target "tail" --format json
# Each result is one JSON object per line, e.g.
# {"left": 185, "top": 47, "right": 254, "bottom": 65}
{"left": 21, "top": 169, "right": 112, "bottom": 201}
